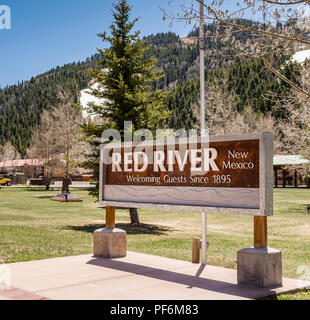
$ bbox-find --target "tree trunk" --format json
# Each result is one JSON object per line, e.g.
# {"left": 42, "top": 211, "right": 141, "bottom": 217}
{"left": 61, "top": 176, "right": 71, "bottom": 194}
{"left": 45, "top": 176, "right": 51, "bottom": 191}
{"left": 45, "top": 182, "right": 50, "bottom": 191}
{"left": 129, "top": 208, "right": 140, "bottom": 224}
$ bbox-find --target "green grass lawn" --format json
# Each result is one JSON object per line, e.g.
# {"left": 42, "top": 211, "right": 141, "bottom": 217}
{"left": 262, "top": 290, "right": 310, "bottom": 300}
{"left": 0, "top": 187, "right": 310, "bottom": 299}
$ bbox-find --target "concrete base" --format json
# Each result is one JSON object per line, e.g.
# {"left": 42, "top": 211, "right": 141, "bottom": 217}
{"left": 3, "top": 252, "right": 310, "bottom": 300}
{"left": 93, "top": 228, "right": 126, "bottom": 258}
{"left": 237, "top": 247, "right": 282, "bottom": 288}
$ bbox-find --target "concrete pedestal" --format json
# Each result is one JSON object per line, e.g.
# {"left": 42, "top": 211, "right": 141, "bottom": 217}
{"left": 93, "top": 228, "right": 126, "bottom": 258}
{"left": 237, "top": 247, "right": 282, "bottom": 288}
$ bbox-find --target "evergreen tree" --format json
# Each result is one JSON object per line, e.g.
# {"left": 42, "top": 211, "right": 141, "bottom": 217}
{"left": 84, "top": 0, "right": 170, "bottom": 135}
{"left": 80, "top": 0, "right": 170, "bottom": 223}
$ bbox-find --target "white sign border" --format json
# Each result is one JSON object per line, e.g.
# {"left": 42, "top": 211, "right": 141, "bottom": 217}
{"left": 99, "top": 132, "right": 273, "bottom": 216}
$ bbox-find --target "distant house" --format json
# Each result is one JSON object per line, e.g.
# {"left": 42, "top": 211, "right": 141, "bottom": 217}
{"left": 0, "top": 158, "right": 92, "bottom": 183}
{"left": 0, "top": 159, "right": 44, "bottom": 175}
{"left": 0, "top": 159, "right": 44, "bottom": 170}
{"left": 0, "top": 159, "right": 44, "bottom": 184}
{"left": 273, "top": 154, "right": 310, "bottom": 187}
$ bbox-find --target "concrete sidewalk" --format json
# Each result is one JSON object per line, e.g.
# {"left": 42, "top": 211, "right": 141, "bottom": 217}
{"left": 1, "top": 252, "right": 309, "bottom": 300}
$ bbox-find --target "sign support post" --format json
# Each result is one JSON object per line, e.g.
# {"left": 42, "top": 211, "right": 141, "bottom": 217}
{"left": 106, "top": 206, "right": 116, "bottom": 229}
{"left": 254, "top": 216, "right": 267, "bottom": 248}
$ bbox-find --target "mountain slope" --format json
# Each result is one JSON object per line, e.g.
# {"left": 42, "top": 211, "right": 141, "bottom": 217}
{"left": 0, "top": 20, "right": 302, "bottom": 154}
{"left": 0, "top": 57, "right": 98, "bottom": 154}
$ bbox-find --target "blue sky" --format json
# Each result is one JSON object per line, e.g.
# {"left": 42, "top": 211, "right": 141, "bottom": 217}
{"left": 0, "top": 0, "right": 199, "bottom": 88}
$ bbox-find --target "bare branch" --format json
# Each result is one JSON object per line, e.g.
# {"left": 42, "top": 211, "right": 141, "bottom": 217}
{"left": 263, "top": 59, "right": 310, "bottom": 99}
{"left": 262, "top": 0, "right": 308, "bottom": 5}
{"left": 194, "top": 0, "right": 310, "bottom": 46}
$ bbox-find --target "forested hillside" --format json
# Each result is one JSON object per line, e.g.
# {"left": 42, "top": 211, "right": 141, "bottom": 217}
{"left": 0, "top": 19, "right": 302, "bottom": 155}
{"left": 0, "top": 55, "right": 99, "bottom": 154}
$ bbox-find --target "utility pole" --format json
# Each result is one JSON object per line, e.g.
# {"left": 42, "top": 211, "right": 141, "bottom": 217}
{"left": 199, "top": 0, "right": 207, "bottom": 265}
{"left": 200, "top": 1, "right": 205, "bottom": 138}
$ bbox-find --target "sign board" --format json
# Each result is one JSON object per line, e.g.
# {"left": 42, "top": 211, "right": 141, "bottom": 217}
{"left": 99, "top": 133, "right": 273, "bottom": 216}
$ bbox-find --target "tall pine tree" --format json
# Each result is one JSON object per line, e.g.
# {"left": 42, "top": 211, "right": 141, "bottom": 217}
{"left": 80, "top": 0, "right": 170, "bottom": 223}
{"left": 84, "top": 0, "right": 169, "bottom": 133}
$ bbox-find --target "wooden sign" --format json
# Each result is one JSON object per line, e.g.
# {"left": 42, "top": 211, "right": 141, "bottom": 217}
{"left": 99, "top": 133, "right": 273, "bottom": 216}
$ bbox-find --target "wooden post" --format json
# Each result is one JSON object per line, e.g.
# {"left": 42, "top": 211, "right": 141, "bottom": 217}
{"left": 192, "top": 237, "right": 201, "bottom": 264}
{"left": 254, "top": 216, "right": 267, "bottom": 248}
{"left": 106, "top": 206, "right": 115, "bottom": 229}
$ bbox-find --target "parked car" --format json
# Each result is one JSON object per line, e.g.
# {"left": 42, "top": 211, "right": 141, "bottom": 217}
{"left": 0, "top": 176, "right": 12, "bottom": 186}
